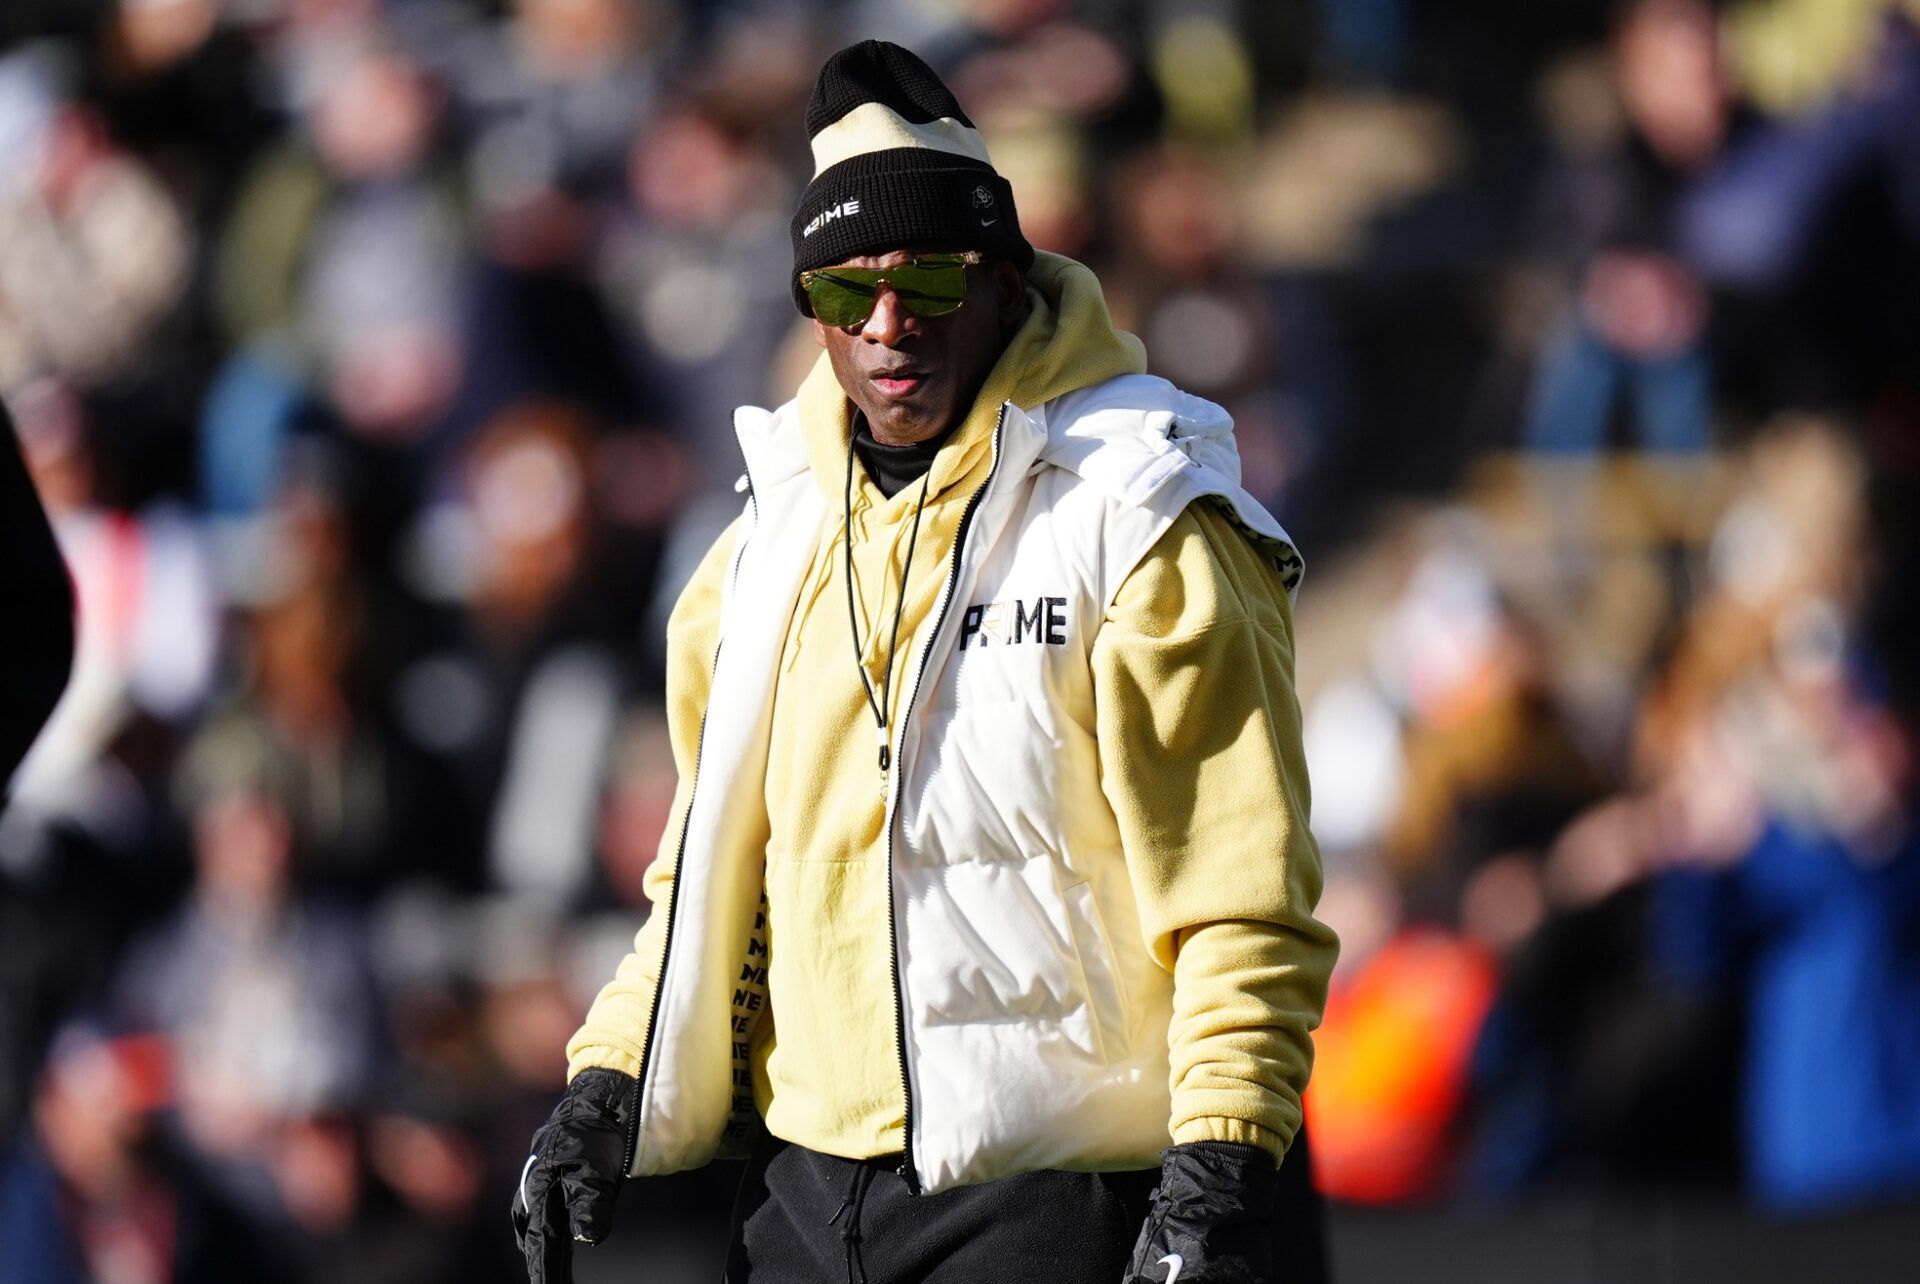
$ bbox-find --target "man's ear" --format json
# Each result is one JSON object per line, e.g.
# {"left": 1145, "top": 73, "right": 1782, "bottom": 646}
{"left": 989, "top": 260, "right": 1028, "bottom": 327}
{"left": 811, "top": 317, "right": 829, "bottom": 347}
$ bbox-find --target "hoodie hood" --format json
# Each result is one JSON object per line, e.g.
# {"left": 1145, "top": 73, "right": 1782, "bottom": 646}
{"left": 793, "top": 250, "right": 1148, "bottom": 503}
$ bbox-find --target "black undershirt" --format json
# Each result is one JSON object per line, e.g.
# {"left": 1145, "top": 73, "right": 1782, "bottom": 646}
{"left": 852, "top": 412, "right": 957, "bottom": 499}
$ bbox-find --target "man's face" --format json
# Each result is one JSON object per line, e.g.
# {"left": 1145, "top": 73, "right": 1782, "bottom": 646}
{"left": 812, "top": 248, "right": 1028, "bottom": 446}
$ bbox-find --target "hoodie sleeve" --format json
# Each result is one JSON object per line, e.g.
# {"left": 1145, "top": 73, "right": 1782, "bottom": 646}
{"left": 566, "top": 515, "right": 743, "bottom": 1082}
{"left": 1092, "top": 502, "right": 1339, "bottom": 1162}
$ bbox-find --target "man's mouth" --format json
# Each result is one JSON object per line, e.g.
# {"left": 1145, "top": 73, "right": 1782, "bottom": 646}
{"left": 870, "top": 369, "right": 927, "bottom": 399}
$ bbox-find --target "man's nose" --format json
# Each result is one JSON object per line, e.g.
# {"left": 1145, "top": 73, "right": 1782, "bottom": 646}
{"left": 858, "top": 281, "right": 918, "bottom": 345}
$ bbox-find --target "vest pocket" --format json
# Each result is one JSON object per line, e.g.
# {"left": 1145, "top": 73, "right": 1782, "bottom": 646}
{"left": 1062, "top": 880, "right": 1132, "bottom": 1064}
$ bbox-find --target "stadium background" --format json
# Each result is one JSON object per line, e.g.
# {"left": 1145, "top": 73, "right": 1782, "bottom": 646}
{"left": 3, "top": 0, "right": 1920, "bottom": 1279}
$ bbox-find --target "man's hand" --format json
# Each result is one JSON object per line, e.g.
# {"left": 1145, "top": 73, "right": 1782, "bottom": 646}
{"left": 511, "top": 1068, "right": 638, "bottom": 1283}
{"left": 1124, "top": 1143, "right": 1280, "bottom": 1284}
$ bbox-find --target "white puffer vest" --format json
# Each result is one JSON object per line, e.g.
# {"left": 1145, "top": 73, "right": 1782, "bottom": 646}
{"left": 629, "top": 374, "right": 1303, "bottom": 1193}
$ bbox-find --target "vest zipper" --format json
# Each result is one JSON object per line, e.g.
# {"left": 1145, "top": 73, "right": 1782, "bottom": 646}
{"left": 623, "top": 478, "right": 757, "bottom": 1178}
{"left": 883, "top": 405, "right": 1008, "bottom": 1193}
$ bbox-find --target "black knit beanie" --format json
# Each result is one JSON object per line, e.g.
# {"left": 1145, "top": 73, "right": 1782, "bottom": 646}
{"left": 790, "top": 40, "right": 1034, "bottom": 314}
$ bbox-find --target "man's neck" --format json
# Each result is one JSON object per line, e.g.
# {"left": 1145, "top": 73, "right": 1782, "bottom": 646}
{"left": 852, "top": 411, "right": 956, "bottom": 499}
{"left": 868, "top": 423, "right": 940, "bottom": 448}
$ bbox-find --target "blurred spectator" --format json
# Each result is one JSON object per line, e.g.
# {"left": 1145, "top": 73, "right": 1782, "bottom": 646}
{"left": 217, "top": 31, "right": 462, "bottom": 446}
{"left": 458, "top": 0, "right": 667, "bottom": 191}
{"left": 1657, "top": 805, "right": 1920, "bottom": 1213}
{"left": 1107, "top": 144, "right": 1269, "bottom": 404}
{"left": 0, "top": 1025, "right": 280, "bottom": 1282}
{"left": 1641, "top": 418, "right": 1920, "bottom": 1211}
{"left": 180, "top": 438, "right": 442, "bottom": 900}
{"left": 1373, "top": 546, "right": 1606, "bottom": 912}
{"left": 1521, "top": 0, "right": 1726, "bottom": 457}
{"left": 597, "top": 97, "right": 797, "bottom": 488}
{"left": 0, "top": 58, "right": 191, "bottom": 398}
{"left": 390, "top": 400, "right": 625, "bottom": 899}
{"left": 114, "top": 786, "right": 379, "bottom": 1195}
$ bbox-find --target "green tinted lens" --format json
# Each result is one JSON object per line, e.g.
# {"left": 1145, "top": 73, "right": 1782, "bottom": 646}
{"left": 805, "top": 257, "right": 971, "bottom": 325}
{"left": 805, "top": 271, "right": 879, "bottom": 326}
{"left": 882, "top": 260, "right": 969, "bottom": 315}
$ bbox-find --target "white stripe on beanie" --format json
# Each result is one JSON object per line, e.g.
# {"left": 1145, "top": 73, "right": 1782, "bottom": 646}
{"left": 809, "top": 101, "right": 993, "bottom": 177}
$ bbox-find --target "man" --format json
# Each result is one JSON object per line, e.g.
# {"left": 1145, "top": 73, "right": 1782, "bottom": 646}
{"left": 513, "top": 40, "right": 1337, "bottom": 1284}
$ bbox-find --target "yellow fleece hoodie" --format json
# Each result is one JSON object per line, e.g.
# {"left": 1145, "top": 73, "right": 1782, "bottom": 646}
{"left": 567, "top": 252, "right": 1337, "bottom": 1165}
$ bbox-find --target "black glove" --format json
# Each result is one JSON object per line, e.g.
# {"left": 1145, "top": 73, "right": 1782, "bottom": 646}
{"left": 511, "top": 1068, "right": 638, "bottom": 1283}
{"left": 1124, "top": 1142, "right": 1280, "bottom": 1284}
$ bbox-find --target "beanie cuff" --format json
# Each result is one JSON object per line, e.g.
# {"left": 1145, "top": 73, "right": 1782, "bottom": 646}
{"left": 790, "top": 149, "right": 1034, "bottom": 313}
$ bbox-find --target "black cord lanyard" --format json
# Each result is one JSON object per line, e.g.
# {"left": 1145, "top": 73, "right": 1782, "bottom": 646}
{"left": 844, "top": 431, "right": 934, "bottom": 777}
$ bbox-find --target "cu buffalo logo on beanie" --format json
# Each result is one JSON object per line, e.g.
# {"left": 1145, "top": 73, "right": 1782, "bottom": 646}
{"left": 789, "top": 40, "right": 1034, "bottom": 313}
{"left": 972, "top": 185, "right": 999, "bottom": 227}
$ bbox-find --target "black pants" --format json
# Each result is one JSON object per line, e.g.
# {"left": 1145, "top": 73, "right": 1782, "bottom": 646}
{"left": 722, "top": 1127, "right": 1328, "bottom": 1284}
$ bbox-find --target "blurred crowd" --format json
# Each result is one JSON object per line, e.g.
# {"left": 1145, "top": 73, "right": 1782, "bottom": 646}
{"left": 2, "top": 0, "right": 1920, "bottom": 1280}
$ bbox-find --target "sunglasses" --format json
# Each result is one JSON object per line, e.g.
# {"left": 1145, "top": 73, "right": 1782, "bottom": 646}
{"left": 800, "top": 252, "right": 984, "bottom": 327}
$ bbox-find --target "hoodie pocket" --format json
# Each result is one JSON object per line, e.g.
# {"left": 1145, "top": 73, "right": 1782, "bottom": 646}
{"left": 1062, "top": 879, "right": 1132, "bottom": 1064}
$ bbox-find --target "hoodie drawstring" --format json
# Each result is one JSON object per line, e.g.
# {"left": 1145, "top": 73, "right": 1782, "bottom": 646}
{"left": 843, "top": 432, "right": 933, "bottom": 777}
{"left": 825, "top": 1159, "right": 875, "bottom": 1284}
